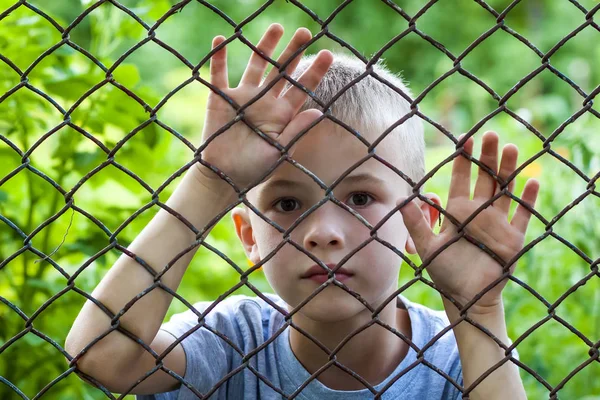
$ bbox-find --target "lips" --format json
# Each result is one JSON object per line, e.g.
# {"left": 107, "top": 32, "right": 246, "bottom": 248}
{"left": 300, "top": 263, "right": 354, "bottom": 279}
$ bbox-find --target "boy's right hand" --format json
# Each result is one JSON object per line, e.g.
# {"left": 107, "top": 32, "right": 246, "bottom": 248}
{"left": 194, "top": 23, "right": 334, "bottom": 191}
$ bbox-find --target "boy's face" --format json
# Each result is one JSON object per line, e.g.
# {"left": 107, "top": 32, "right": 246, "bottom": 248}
{"left": 232, "top": 120, "right": 438, "bottom": 321}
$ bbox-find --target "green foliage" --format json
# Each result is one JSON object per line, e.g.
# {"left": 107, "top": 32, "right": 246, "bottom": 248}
{"left": 1, "top": 0, "right": 599, "bottom": 399}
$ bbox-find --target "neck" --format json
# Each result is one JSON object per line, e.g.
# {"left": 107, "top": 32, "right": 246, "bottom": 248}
{"left": 287, "top": 295, "right": 411, "bottom": 390}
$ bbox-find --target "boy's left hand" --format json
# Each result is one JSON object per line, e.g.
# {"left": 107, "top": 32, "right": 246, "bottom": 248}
{"left": 398, "top": 131, "right": 540, "bottom": 315}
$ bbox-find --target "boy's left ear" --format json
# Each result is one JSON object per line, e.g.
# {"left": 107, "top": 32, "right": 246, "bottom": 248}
{"left": 404, "top": 192, "right": 441, "bottom": 255}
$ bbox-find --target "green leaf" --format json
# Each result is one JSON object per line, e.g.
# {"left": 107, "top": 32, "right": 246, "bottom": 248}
{"left": 44, "top": 76, "right": 96, "bottom": 102}
{"left": 113, "top": 64, "right": 141, "bottom": 88}
{"left": 72, "top": 150, "right": 104, "bottom": 173}
{"left": 142, "top": 121, "right": 160, "bottom": 149}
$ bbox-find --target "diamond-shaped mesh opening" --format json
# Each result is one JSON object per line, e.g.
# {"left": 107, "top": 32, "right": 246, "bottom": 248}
{"left": 25, "top": 125, "right": 100, "bottom": 186}
{"left": 121, "top": 40, "right": 200, "bottom": 101}
{"left": 324, "top": 0, "right": 411, "bottom": 57}
{"left": 2, "top": 1, "right": 600, "bottom": 399}
{"left": 67, "top": 81, "right": 153, "bottom": 141}
{"left": 152, "top": 0, "right": 234, "bottom": 66}
{"left": 460, "top": 28, "right": 542, "bottom": 96}
{"left": 0, "top": 4, "right": 64, "bottom": 70}
{"left": 113, "top": 124, "right": 195, "bottom": 189}
{"left": 524, "top": 1, "right": 595, "bottom": 55}
{"left": 152, "top": 75, "right": 210, "bottom": 139}
{"left": 67, "top": 1, "right": 148, "bottom": 68}
{"left": 416, "top": 0, "right": 500, "bottom": 56}
{"left": 25, "top": 45, "right": 108, "bottom": 108}
{"left": 511, "top": 315, "right": 599, "bottom": 398}
{"left": 417, "top": 70, "right": 501, "bottom": 136}
{"left": 547, "top": 25, "right": 600, "bottom": 95}
{"left": 553, "top": 273, "right": 600, "bottom": 340}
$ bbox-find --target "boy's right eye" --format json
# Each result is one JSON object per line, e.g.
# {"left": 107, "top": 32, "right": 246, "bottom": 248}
{"left": 273, "top": 197, "right": 300, "bottom": 213}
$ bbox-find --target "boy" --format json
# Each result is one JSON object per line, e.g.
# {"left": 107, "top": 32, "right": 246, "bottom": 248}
{"left": 65, "top": 23, "right": 539, "bottom": 399}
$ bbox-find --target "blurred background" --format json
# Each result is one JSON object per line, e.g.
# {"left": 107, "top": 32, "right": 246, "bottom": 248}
{"left": 1, "top": 0, "right": 599, "bottom": 398}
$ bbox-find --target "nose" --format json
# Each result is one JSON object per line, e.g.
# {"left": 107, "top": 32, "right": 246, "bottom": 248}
{"left": 301, "top": 201, "right": 345, "bottom": 251}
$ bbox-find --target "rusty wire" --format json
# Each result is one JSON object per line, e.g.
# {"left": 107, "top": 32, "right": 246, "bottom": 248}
{"left": 1, "top": 0, "right": 599, "bottom": 399}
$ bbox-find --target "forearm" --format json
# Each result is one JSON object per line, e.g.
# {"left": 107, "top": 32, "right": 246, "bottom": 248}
{"left": 442, "top": 298, "right": 526, "bottom": 400}
{"left": 65, "top": 167, "right": 236, "bottom": 373}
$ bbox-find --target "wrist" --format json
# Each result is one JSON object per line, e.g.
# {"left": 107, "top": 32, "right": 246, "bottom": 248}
{"left": 442, "top": 296, "right": 505, "bottom": 323}
{"left": 162, "top": 166, "right": 237, "bottom": 230}
{"left": 189, "top": 163, "right": 238, "bottom": 204}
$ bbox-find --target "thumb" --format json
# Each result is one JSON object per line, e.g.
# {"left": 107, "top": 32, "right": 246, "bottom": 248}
{"left": 278, "top": 109, "right": 324, "bottom": 156}
{"left": 397, "top": 197, "right": 434, "bottom": 256}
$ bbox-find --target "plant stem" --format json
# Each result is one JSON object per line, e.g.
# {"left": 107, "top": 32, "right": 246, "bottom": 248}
{"left": 34, "top": 172, "right": 66, "bottom": 281}
{"left": 20, "top": 117, "right": 37, "bottom": 314}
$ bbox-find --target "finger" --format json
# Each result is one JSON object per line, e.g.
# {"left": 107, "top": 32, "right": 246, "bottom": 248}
{"left": 448, "top": 134, "right": 474, "bottom": 200}
{"left": 510, "top": 178, "right": 540, "bottom": 233}
{"left": 473, "top": 131, "right": 499, "bottom": 201}
{"left": 282, "top": 49, "right": 333, "bottom": 111}
{"left": 494, "top": 143, "right": 518, "bottom": 214}
{"left": 210, "top": 36, "right": 229, "bottom": 89}
{"left": 278, "top": 109, "right": 323, "bottom": 156}
{"left": 239, "top": 23, "right": 284, "bottom": 86}
{"left": 397, "top": 198, "right": 435, "bottom": 256}
{"left": 263, "top": 27, "right": 313, "bottom": 97}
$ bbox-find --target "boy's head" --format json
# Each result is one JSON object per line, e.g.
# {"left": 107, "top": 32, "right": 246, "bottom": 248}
{"left": 287, "top": 52, "right": 426, "bottom": 186}
{"left": 231, "top": 51, "right": 440, "bottom": 320}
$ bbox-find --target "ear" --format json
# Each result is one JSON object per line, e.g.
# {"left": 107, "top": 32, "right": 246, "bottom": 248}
{"left": 231, "top": 206, "right": 260, "bottom": 264}
{"left": 404, "top": 192, "right": 442, "bottom": 255}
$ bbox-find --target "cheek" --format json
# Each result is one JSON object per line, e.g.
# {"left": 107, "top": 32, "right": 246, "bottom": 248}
{"left": 251, "top": 216, "right": 283, "bottom": 253}
{"left": 348, "top": 211, "right": 407, "bottom": 277}
{"left": 253, "top": 224, "right": 294, "bottom": 279}
{"left": 366, "top": 207, "right": 408, "bottom": 248}
{"left": 260, "top": 243, "right": 301, "bottom": 303}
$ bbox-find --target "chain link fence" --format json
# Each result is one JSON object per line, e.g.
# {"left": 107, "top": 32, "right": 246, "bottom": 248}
{"left": 1, "top": 0, "right": 599, "bottom": 399}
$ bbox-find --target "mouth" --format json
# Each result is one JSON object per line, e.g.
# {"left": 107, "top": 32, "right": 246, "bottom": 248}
{"left": 301, "top": 263, "right": 354, "bottom": 282}
{"left": 304, "top": 273, "right": 353, "bottom": 284}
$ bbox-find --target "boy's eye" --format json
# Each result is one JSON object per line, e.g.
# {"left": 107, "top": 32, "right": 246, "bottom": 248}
{"left": 274, "top": 198, "right": 300, "bottom": 213}
{"left": 273, "top": 193, "right": 374, "bottom": 213}
{"left": 348, "top": 192, "right": 373, "bottom": 207}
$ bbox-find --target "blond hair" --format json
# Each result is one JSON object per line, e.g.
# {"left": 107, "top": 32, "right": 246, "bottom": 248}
{"left": 282, "top": 51, "right": 425, "bottom": 188}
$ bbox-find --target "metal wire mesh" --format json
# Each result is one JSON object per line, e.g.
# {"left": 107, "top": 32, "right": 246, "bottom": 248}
{"left": 1, "top": 0, "right": 599, "bottom": 399}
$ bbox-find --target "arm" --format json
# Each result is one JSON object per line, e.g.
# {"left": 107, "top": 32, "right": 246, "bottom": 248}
{"left": 65, "top": 23, "right": 332, "bottom": 394}
{"left": 64, "top": 167, "right": 236, "bottom": 391}
{"left": 443, "top": 299, "right": 525, "bottom": 400}
{"left": 398, "top": 131, "right": 539, "bottom": 400}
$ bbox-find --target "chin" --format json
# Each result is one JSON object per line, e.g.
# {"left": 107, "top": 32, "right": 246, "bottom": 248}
{"left": 292, "top": 289, "right": 367, "bottom": 320}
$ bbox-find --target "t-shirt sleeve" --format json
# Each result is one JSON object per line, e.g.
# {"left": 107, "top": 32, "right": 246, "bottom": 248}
{"left": 136, "top": 296, "right": 246, "bottom": 400}
{"left": 445, "top": 349, "right": 464, "bottom": 400}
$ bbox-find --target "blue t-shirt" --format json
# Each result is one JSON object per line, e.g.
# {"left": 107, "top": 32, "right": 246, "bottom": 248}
{"left": 138, "top": 293, "right": 471, "bottom": 399}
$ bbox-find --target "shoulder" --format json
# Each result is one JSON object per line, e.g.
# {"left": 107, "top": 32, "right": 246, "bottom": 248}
{"left": 203, "top": 292, "right": 284, "bottom": 322}
{"left": 399, "top": 295, "right": 461, "bottom": 366}
{"left": 399, "top": 294, "right": 454, "bottom": 335}
{"left": 399, "top": 295, "right": 519, "bottom": 359}
{"left": 399, "top": 295, "right": 464, "bottom": 395}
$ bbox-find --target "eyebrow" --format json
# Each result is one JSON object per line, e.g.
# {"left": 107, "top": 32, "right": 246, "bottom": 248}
{"left": 257, "top": 172, "right": 386, "bottom": 197}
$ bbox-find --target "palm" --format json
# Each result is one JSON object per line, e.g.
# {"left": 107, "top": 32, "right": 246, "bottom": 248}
{"left": 204, "top": 84, "right": 294, "bottom": 136}
{"left": 196, "top": 24, "right": 333, "bottom": 189}
{"left": 201, "top": 87, "right": 295, "bottom": 186}
{"left": 427, "top": 198, "right": 525, "bottom": 308}
{"left": 400, "top": 132, "right": 540, "bottom": 313}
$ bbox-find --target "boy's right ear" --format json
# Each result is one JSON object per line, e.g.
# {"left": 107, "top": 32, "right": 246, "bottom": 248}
{"left": 231, "top": 207, "right": 260, "bottom": 264}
